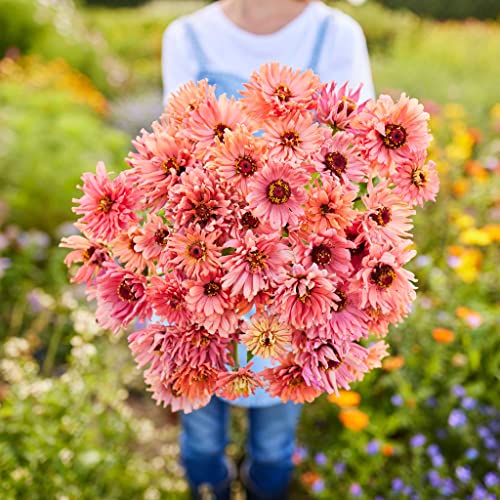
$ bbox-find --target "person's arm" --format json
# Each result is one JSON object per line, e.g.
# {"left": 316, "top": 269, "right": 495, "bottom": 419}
{"left": 161, "top": 19, "right": 198, "bottom": 106}
{"left": 347, "top": 20, "right": 375, "bottom": 101}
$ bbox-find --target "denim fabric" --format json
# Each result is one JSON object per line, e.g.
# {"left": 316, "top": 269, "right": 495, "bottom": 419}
{"left": 181, "top": 396, "right": 302, "bottom": 495}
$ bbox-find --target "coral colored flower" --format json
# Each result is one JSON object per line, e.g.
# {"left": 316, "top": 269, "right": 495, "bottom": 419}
{"left": 127, "top": 323, "right": 172, "bottom": 371}
{"left": 221, "top": 231, "right": 291, "bottom": 300}
{"left": 455, "top": 307, "right": 483, "bottom": 328}
{"left": 241, "top": 62, "right": 320, "bottom": 118}
{"left": 381, "top": 444, "right": 395, "bottom": 456}
{"left": 59, "top": 234, "right": 110, "bottom": 284}
{"left": 338, "top": 408, "right": 369, "bottom": 431}
{"left": 364, "top": 340, "right": 390, "bottom": 370}
{"left": 133, "top": 213, "right": 170, "bottom": 263}
{"left": 382, "top": 355, "right": 405, "bottom": 371}
{"left": 247, "top": 160, "right": 308, "bottom": 230}
{"left": 391, "top": 151, "right": 440, "bottom": 207}
{"left": 167, "top": 226, "right": 221, "bottom": 279}
{"left": 112, "top": 228, "right": 147, "bottom": 274}
{"left": 171, "top": 362, "right": 219, "bottom": 403}
{"left": 216, "top": 362, "right": 264, "bottom": 400}
{"left": 356, "top": 93, "right": 432, "bottom": 174}
{"left": 72, "top": 162, "right": 141, "bottom": 242}
{"left": 263, "top": 111, "right": 323, "bottom": 163}
{"left": 315, "top": 81, "right": 365, "bottom": 131}
{"left": 208, "top": 124, "right": 267, "bottom": 198}
{"left": 262, "top": 354, "right": 321, "bottom": 404}
{"left": 304, "top": 178, "right": 357, "bottom": 234}
{"left": 273, "top": 264, "right": 335, "bottom": 329}
{"left": 328, "top": 390, "right": 361, "bottom": 407}
{"left": 95, "top": 262, "right": 151, "bottom": 334}
{"left": 240, "top": 313, "right": 291, "bottom": 360}
{"left": 432, "top": 328, "right": 455, "bottom": 344}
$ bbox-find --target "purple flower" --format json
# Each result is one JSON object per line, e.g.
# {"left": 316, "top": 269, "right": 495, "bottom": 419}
{"left": 427, "top": 470, "right": 442, "bottom": 488}
{"left": 465, "top": 448, "right": 479, "bottom": 460}
{"left": 425, "top": 396, "right": 438, "bottom": 408}
{"left": 391, "top": 394, "right": 404, "bottom": 407}
{"left": 452, "top": 385, "right": 466, "bottom": 398}
{"left": 484, "top": 472, "right": 499, "bottom": 488}
{"left": 436, "top": 428, "right": 447, "bottom": 439}
{"left": 403, "top": 485, "right": 413, "bottom": 496}
{"left": 374, "top": 497, "right": 385, "bottom": 500}
{"left": 461, "top": 397, "right": 477, "bottom": 410}
{"left": 473, "top": 485, "right": 489, "bottom": 499}
{"left": 314, "top": 452, "right": 327, "bottom": 466}
{"left": 392, "top": 478, "right": 404, "bottom": 492}
{"left": 410, "top": 434, "right": 426, "bottom": 448}
{"left": 456, "top": 465, "right": 471, "bottom": 483}
{"left": 312, "top": 479, "right": 325, "bottom": 493}
{"left": 440, "top": 478, "right": 456, "bottom": 496}
{"left": 484, "top": 437, "right": 497, "bottom": 450}
{"left": 427, "top": 444, "right": 441, "bottom": 457}
{"left": 293, "top": 446, "right": 308, "bottom": 462}
{"left": 448, "top": 409, "right": 467, "bottom": 428}
{"left": 349, "top": 483, "right": 362, "bottom": 497}
{"left": 432, "top": 454, "right": 444, "bottom": 468}
{"left": 334, "top": 462, "right": 346, "bottom": 475}
{"left": 366, "top": 439, "right": 379, "bottom": 455}
{"left": 478, "top": 426, "right": 492, "bottom": 440}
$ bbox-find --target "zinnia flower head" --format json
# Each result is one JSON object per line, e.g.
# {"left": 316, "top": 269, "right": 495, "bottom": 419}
{"left": 216, "top": 362, "right": 264, "bottom": 400}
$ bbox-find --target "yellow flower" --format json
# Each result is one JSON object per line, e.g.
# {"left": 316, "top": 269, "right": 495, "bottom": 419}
{"left": 455, "top": 249, "right": 482, "bottom": 283}
{"left": 482, "top": 224, "right": 500, "bottom": 242}
{"left": 432, "top": 327, "right": 454, "bottom": 344}
{"left": 453, "top": 213, "right": 475, "bottom": 230}
{"left": 459, "top": 228, "right": 492, "bottom": 246}
{"left": 338, "top": 408, "right": 369, "bottom": 431}
{"left": 444, "top": 103, "right": 465, "bottom": 121}
{"left": 328, "top": 390, "right": 361, "bottom": 407}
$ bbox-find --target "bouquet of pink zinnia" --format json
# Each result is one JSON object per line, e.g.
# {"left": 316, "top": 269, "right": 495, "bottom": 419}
{"left": 61, "top": 63, "right": 439, "bottom": 413}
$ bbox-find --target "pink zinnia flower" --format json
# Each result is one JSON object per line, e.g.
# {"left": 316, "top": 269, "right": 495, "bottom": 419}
{"left": 361, "top": 179, "right": 415, "bottom": 246}
{"left": 262, "top": 354, "right": 321, "bottom": 404}
{"left": 240, "top": 312, "right": 291, "bottom": 360}
{"left": 356, "top": 93, "right": 432, "bottom": 174}
{"left": 127, "top": 323, "right": 172, "bottom": 371}
{"left": 112, "top": 228, "right": 147, "bottom": 274}
{"left": 273, "top": 264, "right": 335, "bottom": 329}
{"left": 73, "top": 162, "right": 141, "bottom": 242}
{"left": 315, "top": 81, "right": 366, "bottom": 131}
{"left": 240, "top": 62, "right": 321, "bottom": 119}
{"left": 316, "top": 131, "right": 369, "bottom": 184}
{"left": 294, "top": 228, "right": 354, "bottom": 281}
{"left": 263, "top": 111, "right": 323, "bottom": 164}
{"left": 221, "top": 231, "right": 291, "bottom": 300}
{"left": 304, "top": 178, "right": 358, "bottom": 234}
{"left": 146, "top": 274, "right": 191, "bottom": 326}
{"left": 167, "top": 226, "right": 221, "bottom": 279}
{"left": 171, "top": 362, "right": 219, "bottom": 403}
{"left": 95, "top": 262, "right": 151, "bottom": 334}
{"left": 247, "top": 160, "right": 308, "bottom": 230}
{"left": 59, "top": 233, "right": 110, "bottom": 284}
{"left": 390, "top": 151, "right": 440, "bottom": 207}
{"left": 216, "top": 362, "right": 264, "bottom": 400}
{"left": 133, "top": 213, "right": 170, "bottom": 264}
{"left": 365, "top": 341, "right": 390, "bottom": 370}
{"left": 208, "top": 125, "right": 267, "bottom": 198}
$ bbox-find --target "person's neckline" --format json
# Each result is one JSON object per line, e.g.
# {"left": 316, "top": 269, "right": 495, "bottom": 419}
{"left": 213, "top": 1, "right": 319, "bottom": 41}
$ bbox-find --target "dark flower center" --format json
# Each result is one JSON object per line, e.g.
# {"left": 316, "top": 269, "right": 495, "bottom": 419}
{"left": 411, "top": 167, "right": 427, "bottom": 187}
{"left": 204, "top": 281, "right": 221, "bottom": 297}
{"left": 162, "top": 157, "right": 183, "bottom": 175}
{"left": 383, "top": 124, "right": 407, "bottom": 149}
{"left": 311, "top": 244, "right": 332, "bottom": 266}
{"left": 154, "top": 228, "right": 169, "bottom": 246}
{"left": 280, "top": 130, "right": 300, "bottom": 148}
{"left": 247, "top": 249, "right": 267, "bottom": 272}
{"left": 195, "top": 202, "right": 212, "bottom": 223}
{"left": 98, "top": 195, "right": 114, "bottom": 214}
{"left": 189, "top": 241, "right": 207, "bottom": 260}
{"left": 274, "top": 84, "right": 292, "bottom": 102}
{"left": 117, "top": 279, "right": 137, "bottom": 302}
{"left": 369, "top": 207, "right": 392, "bottom": 226}
{"left": 82, "top": 246, "right": 96, "bottom": 262}
{"left": 213, "top": 123, "right": 230, "bottom": 142}
{"left": 324, "top": 151, "right": 348, "bottom": 177}
{"left": 320, "top": 203, "right": 334, "bottom": 215}
{"left": 333, "top": 289, "right": 347, "bottom": 312}
{"left": 259, "top": 332, "right": 275, "bottom": 347}
{"left": 370, "top": 263, "right": 396, "bottom": 289}
{"left": 236, "top": 155, "right": 258, "bottom": 177}
{"left": 337, "top": 97, "right": 357, "bottom": 117}
{"left": 267, "top": 179, "right": 291, "bottom": 204}
{"left": 241, "top": 211, "right": 260, "bottom": 229}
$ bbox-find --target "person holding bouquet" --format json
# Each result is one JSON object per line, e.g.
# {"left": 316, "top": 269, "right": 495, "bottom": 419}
{"left": 161, "top": 1, "right": 375, "bottom": 499}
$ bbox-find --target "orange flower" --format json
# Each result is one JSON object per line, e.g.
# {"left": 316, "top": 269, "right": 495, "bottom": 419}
{"left": 455, "top": 307, "right": 483, "bottom": 328}
{"left": 338, "top": 408, "right": 369, "bottom": 431}
{"left": 300, "top": 471, "right": 321, "bottom": 488}
{"left": 381, "top": 443, "right": 395, "bottom": 456}
{"left": 328, "top": 390, "right": 361, "bottom": 407}
{"left": 482, "top": 224, "right": 500, "bottom": 242}
{"left": 382, "top": 355, "right": 405, "bottom": 371}
{"left": 432, "top": 327, "right": 454, "bottom": 344}
{"left": 451, "top": 179, "right": 469, "bottom": 198}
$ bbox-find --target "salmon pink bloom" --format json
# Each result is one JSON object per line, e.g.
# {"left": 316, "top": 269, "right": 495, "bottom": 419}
{"left": 315, "top": 81, "right": 365, "bottom": 131}
{"left": 147, "top": 274, "right": 191, "bottom": 326}
{"left": 273, "top": 264, "right": 335, "bottom": 329}
{"left": 59, "top": 234, "right": 110, "bottom": 284}
{"left": 364, "top": 340, "right": 390, "bottom": 371}
{"left": 240, "top": 312, "right": 291, "bottom": 360}
{"left": 221, "top": 230, "right": 291, "bottom": 299}
{"left": 216, "top": 362, "right": 264, "bottom": 400}
{"left": 112, "top": 228, "right": 147, "bottom": 274}
{"left": 167, "top": 226, "right": 221, "bottom": 279}
{"left": 241, "top": 62, "right": 320, "bottom": 118}
{"left": 356, "top": 93, "right": 432, "bottom": 174}
{"left": 133, "top": 213, "right": 170, "bottom": 263}
{"left": 390, "top": 151, "right": 440, "bottom": 207}
{"left": 263, "top": 111, "right": 323, "bottom": 164}
{"left": 127, "top": 323, "right": 172, "bottom": 371}
{"left": 95, "top": 262, "right": 151, "bottom": 334}
{"left": 262, "top": 354, "right": 321, "bottom": 404}
{"left": 247, "top": 160, "right": 308, "bottom": 230}
{"left": 73, "top": 162, "right": 141, "bottom": 242}
{"left": 171, "top": 362, "right": 219, "bottom": 403}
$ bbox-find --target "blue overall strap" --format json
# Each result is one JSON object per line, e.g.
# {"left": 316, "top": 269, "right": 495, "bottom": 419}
{"left": 308, "top": 15, "right": 332, "bottom": 73}
{"left": 184, "top": 21, "right": 208, "bottom": 70}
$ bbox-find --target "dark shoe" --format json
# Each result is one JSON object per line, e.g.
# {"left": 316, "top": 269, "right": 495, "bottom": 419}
{"left": 239, "top": 460, "right": 289, "bottom": 500}
{"left": 190, "top": 458, "right": 236, "bottom": 500}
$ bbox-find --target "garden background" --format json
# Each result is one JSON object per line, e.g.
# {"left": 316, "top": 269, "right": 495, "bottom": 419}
{"left": 0, "top": 0, "right": 499, "bottom": 498}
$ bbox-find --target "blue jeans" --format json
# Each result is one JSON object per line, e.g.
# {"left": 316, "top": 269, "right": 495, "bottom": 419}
{"left": 180, "top": 397, "right": 302, "bottom": 497}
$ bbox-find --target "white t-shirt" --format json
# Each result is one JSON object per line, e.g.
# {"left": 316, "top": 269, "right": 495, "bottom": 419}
{"left": 162, "top": 0, "right": 375, "bottom": 104}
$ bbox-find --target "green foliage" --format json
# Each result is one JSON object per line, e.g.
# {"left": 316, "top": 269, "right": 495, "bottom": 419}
{"left": 0, "top": 81, "right": 128, "bottom": 235}
{"left": 373, "top": 0, "right": 500, "bottom": 21}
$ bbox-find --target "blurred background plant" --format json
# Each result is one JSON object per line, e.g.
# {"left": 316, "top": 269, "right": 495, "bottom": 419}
{"left": 0, "top": 1, "right": 498, "bottom": 498}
